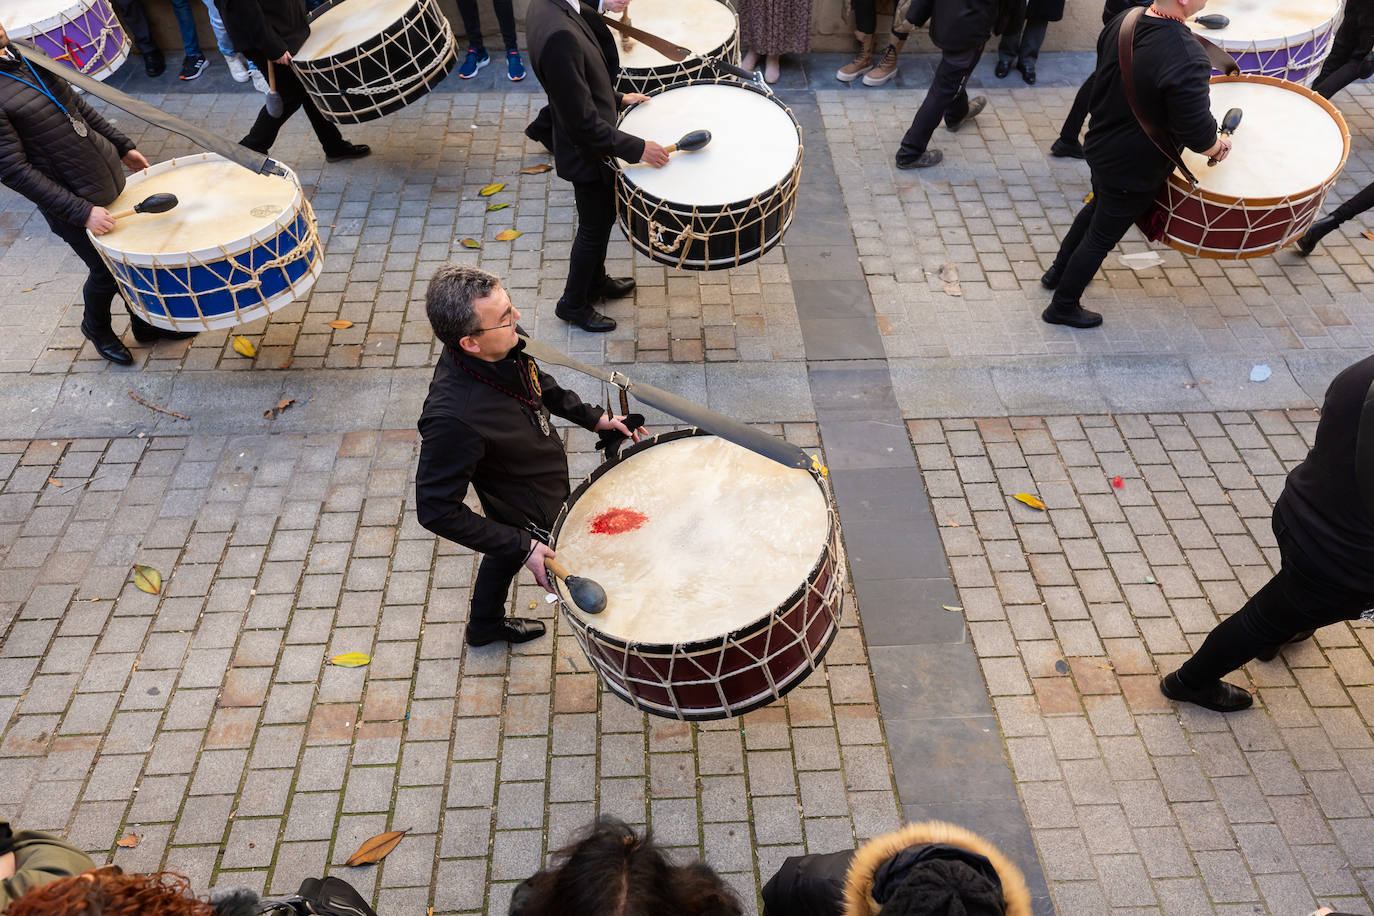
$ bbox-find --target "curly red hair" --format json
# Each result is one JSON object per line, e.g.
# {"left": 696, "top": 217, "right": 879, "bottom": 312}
{"left": 7, "top": 868, "right": 216, "bottom": 916}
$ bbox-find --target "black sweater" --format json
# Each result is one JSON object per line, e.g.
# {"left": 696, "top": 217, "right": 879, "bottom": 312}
{"left": 1276, "top": 355, "right": 1374, "bottom": 592}
{"left": 415, "top": 341, "right": 605, "bottom": 559}
{"left": 1084, "top": 10, "right": 1217, "bottom": 192}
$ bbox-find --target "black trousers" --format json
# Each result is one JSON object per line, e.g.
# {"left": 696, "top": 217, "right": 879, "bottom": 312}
{"left": 1327, "top": 178, "right": 1374, "bottom": 226}
{"left": 897, "top": 45, "right": 982, "bottom": 158}
{"left": 1312, "top": 16, "right": 1374, "bottom": 99}
{"left": 1177, "top": 516, "right": 1373, "bottom": 684}
{"left": 998, "top": 19, "right": 1048, "bottom": 65}
{"left": 564, "top": 176, "right": 616, "bottom": 308}
{"left": 111, "top": 0, "right": 157, "bottom": 54}
{"left": 1059, "top": 72, "right": 1094, "bottom": 144}
{"left": 456, "top": 0, "right": 518, "bottom": 52}
{"left": 470, "top": 548, "right": 527, "bottom": 626}
{"left": 44, "top": 212, "right": 138, "bottom": 335}
{"left": 1048, "top": 179, "right": 1158, "bottom": 309}
{"left": 852, "top": 0, "right": 877, "bottom": 33}
{"left": 239, "top": 53, "right": 346, "bottom": 155}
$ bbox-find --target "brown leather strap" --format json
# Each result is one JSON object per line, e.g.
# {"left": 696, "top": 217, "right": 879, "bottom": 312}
{"left": 1117, "top": 6, "right": 1199, "bottom": 188}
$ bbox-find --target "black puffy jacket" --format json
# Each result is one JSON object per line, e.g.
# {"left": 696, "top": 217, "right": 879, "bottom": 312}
{"left": 0, "top": 48, "right": 132, "bottom": 226}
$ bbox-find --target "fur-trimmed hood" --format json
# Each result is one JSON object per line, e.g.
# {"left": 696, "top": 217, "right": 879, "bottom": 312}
{"left": 842, "top": 821, "right": 1031, "bottom": 916}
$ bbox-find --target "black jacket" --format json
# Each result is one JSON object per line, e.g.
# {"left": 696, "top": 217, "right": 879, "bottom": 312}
{"left": 1084, "top": 10, "right": 1217, "bottom": 192}
{"left": 215, "top": 0, "right": 311, "bottom": 59}
{"left": 525, "top": 0, "right": 646, "bottom": 183}
{"left": 906, "top": 0, "right": 1019, "bottom": 52}
{"left": 0, "top": 48, "right": 132, "bottom": 226}
{"left": 415, "top": 341, "right": 605, "bottom": 559}
{"left": 1102, "top": 0, "right": 1150, "bottom": 24}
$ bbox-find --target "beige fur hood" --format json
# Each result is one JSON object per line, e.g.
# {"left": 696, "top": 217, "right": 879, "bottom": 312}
{"left": 841, "top": 821, "right": 1032, "bottom": 916}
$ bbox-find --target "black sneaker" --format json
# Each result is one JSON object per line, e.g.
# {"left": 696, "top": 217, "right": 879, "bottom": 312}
{"left": 179, "top": 53, "right": 208, "bottom": 80}
{"left": 144, "top": 49, "right": 166, "bottom": 78}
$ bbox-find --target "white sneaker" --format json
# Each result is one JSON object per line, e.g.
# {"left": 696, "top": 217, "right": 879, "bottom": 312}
{"left": 248, "top": 65, "right": 269, "bottom": 94}
{"left": 224, "top": 53, "right": 250, "bottom": 82}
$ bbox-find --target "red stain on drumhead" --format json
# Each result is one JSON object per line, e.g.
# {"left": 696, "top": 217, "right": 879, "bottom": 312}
{"left": 590, "top": 507, "right": 648, "bottom": 535}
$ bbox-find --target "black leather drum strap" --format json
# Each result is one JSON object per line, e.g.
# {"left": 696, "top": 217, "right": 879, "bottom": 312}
{"left": 1359, "top": 379, "right": 1374, "bottom": 521}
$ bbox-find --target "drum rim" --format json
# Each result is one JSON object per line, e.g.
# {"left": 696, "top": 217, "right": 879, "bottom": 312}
{"left": 613, "top": 78, "right": 803, "bottom": 209}
{"left": 1165, "top": 73, "right": 1350, "bottom": 209}
{"left": 293, "top": 0, "right": 436, "bottom": 63}
{"left": 4, "top": 0, "right": 111, "bottom": 37}
{"left": 1185, "top": 4, "right": 1339, "bottom": 50}
{"left": 90, "top": 152, "right": 308, "bottom": 263}
{"left": 552, "top": 426, "right": 837, "bottom": 653}
{"left": 616, "top": 0, "right": 738, "bottom": 75}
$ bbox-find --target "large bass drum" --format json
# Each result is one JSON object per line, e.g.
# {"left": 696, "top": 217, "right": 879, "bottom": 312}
{"left": 2, "top": 0, "right": 129, "bottom": 80}
{"left": 1185, "top": 0, "right": 1340, "bottom": 84}
{"left": 553, "top": 430, "right": 843, "bottom": 721}
{"left": 1156, "top": 75, "right": 1349, "bottom": 259}
{"left": 614, "top": 0, "right": 739, "bottom": 94}
{"left": 614, "top": 80, "right": 803, "bottom": 270}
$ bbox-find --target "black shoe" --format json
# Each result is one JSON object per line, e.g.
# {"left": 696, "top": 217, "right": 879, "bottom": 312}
{"left": 1050, "top": 137, "right": 1085, "bottom": 159}
{"left": 144, "top": 49, "right": 165, "bottom": 78}
{"left": 1020, "top": 62, "right": 1036, "bottom": 85}
{"left": 325, "top": 143, "right": 371, "bottom": 163}
{"left": 598, "top": 276, "right": 635, "bottom": 299}
{"left": 945, "top": 96, "right": 987, "bottom": 132}
{"left": 1160, "top": 671, "right": 1253, "bottom": 712}
{"left": 896, "top": 149, "right": 942, "bottom": 169}
{"left": 1296, "top": 215, "right": 1340, "bottom": 256}
{"left": 1041, "top": 302, "right": 1103, "bottom": 328}
{"left": 1254, "top": 629, "right": 1316, "bottom": 662}
{"left": 555, "top": 299, "right": 616, "bottom": 332}
{"left": 81, "top": 323, "right": 133, "bottom": 365}
{"left": 1040, "top": 265, "right": 1062, "bottom": 290}
{"left": 994, "top": 59, "right": 1012, "bottom": 78}
{"left": 465, "top": 617, "right": 547, "bottom": 647}
{"left": 131, "top": 323, "right": 197, "bottom": 343}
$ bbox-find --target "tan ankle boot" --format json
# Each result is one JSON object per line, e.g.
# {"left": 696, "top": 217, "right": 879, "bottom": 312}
{"left": 863, "top": 36, "right": 906, "bottom": 86}
{"left": 836, "top": 31, "right": 876, "bottom": 82}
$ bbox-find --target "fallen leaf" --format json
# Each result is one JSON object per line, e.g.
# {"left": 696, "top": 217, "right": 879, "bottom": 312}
{"left": 459, "top": 238, "right": 481, "bottom": 249}
{"left": 941, "top": 604, "right": 963, "bottom": 613}
{"left": 328, "top": 651, "right": 371, "bottom": 668}
{"left": 47, "top": 477, "right": 62, "bottom": 487}
{"left": 133, "top": 565, "right": 162, "bottom": 595}
{"left": 345, "top": 828, "right": 409, "bottom": 866}
{"left": 1096, "top": 664, "right": 1115, "bottom": 670}
{"left": 1111, "top": 476, "right": 1124, "bottom": 489}
{"left": 1145, "top": 575, "right": 1157, "bottom": 584}
{"left": 494, "top": 229, "right": 522, "bottom": 241}
{"left": 949, "top": 521, "right": 960, "bottom": 527}
{"left": 1083, "top": 191, "right": 1094, "bottom": 204}
{"left": 232, "top": 336, "right": 256, "bottom": 358}
{"left": 116, "top": 834, "right": 139, "bottom": 848}
{"left": 279, "top": 358, "right": 294, "bottom": 370}
{"left": 486, "top": 202, "right": 510, "bottom": 211}
{"left": 478, "top": 183, "right": 505, "bottom": 197}
{"left": 520, "top": 164, "right": 553, "bottom": 174}
{"left": 264, "top": 397, "right": 298, "bottom": 420}
{"left": 328, "top": 319, "right": 354, "bottom": 330}
{"left": 1013, "top": 493, "right": 1046, "bottom": 511}
{"left": 1364, "top": 231, "right": 1374, "bottom": 242}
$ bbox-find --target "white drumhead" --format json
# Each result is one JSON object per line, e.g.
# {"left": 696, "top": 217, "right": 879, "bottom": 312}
{"left": 617, "top": 84, "right": 799, "bottom": 206}
{"left": 557, "top": 435, "right": 829, "bottom": 645}
{"left": 99, "top": 160, "right": 300, "bottom": 255}
{"left": 295, "top": 0, "right": 416, "bottom": 60}
{"left": 617, "top": 0, "right": 735, "bottom": 69}
{"left": 1, "top": 0, "right": 88, "bottom": 34}
{"left": 1184, "top": 81, "right": 1343, "bottom": 199}
{"left": 1187, "top": 0, "right": 1339, "bottom": 44}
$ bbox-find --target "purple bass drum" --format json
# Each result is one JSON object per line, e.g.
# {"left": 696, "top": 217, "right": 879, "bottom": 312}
{"left": 1186, "top": 0, "right": 1340, "bottom": 85}
{"left": 4, "top": 0, "right": 131, "bottom": 81}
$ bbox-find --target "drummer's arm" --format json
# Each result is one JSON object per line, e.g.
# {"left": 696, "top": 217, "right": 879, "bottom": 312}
{"left": 415, "top": 415, "right": 533, "bottom": 557}
{"left": 538, "top": 372, "right": 607, "bottom": 430}
{"left": 1162, "top": 56, "right": 1219, "bottom": 155}
{"left": 541, "top": 32, "right": 645, "bottom": 162}
{"left": 0, "top": 114, "right": 93, "bottom": 227}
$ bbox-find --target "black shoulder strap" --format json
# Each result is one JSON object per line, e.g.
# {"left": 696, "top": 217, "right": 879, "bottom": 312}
{"left": 1358, "top": 378, "right": 1374, "bottom": 521}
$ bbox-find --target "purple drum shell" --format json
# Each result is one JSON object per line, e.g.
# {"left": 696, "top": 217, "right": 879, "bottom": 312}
{"left": 1211, "top": 27, "right": 1335, "bottom": 84}
{"left": 18, "top": 0, "right": 130, "bottom": 82}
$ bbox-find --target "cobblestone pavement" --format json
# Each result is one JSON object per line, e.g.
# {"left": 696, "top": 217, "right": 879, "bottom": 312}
{"left": 914, "top": 411, "right": 1374, "bottom": 914}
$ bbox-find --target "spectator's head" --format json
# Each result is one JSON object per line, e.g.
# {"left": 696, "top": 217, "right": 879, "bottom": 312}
{"left": 513, "top": 818, "right": 742, "bottom": 916}
{"left": 8, "top": 868, "right": 215, "bottom": 916}
{"left": 425, "top": 263, "right": 520, "bottom": 360}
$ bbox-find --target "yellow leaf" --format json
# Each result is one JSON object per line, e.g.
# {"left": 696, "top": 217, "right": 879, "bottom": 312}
{"left": 478, "top": 183, "right": 505, "bottom": 197}
{"left": 232, "top": 336, "right": 256, "bottom": 358}
{"left": 328, "top": 319, "right": 354, "bottom": 329}
{"left": 345, "top": 828, "right": 409, "bottom": 866}
{"left": 1083, "top": 191, "right": 1094, "bottom": 204}
{"left": 486, "top": 202, "right": 510, "bottom": 211}
{"left": 133, "top": 565, "right": 162, "bottom": 595}
{"left": 1363, "top": 231, "right": 1374, "bottom": 242}
{"left": 328, "top": 651, "right": 371, "bottom": 668}
{"left": 116, "top": 834, "right": 139, "bottom": 848}
{"left": 494, "top": 229, "right": 522, "bottom": 241}
{"left": 47, "top": 477, "right": 62, "bottom": 488}
{"left": 1013, "top": 493, "right": 1046, "bottom": 511}
{"left": 519, "top": 164, "right": 553, "bottom": 174}
{"left": 942, "top": 604, "right": 963, "bottom": 613}
{"left": 460, "top": 238, "right": 482, "bottom": 249}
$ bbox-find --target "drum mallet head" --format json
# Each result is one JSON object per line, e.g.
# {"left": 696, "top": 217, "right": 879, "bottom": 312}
{"left": 1193, "top": 13, "right": 1229, "bottom": 29}
{"left": 545, "top": 557, "right": 608, "bottom": 614}
{"left": 265, "top": 61, "right": 284, "bottom": 118}
{"left": 111, "top": 192, "right": 178, "bottom": 220}
{"left": 1208, "top": 108, "right": 1242, "bottom": 166}
{"left": 664, "top": 130, "right": 712, "bottom": 154}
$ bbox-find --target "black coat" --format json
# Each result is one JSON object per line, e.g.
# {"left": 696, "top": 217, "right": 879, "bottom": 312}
{"left": 525, "top": 0, "right": 645, "bottom": 183}
{"left": 1025, "top": 0, "right": 1065, "bottom": 23}
{"left": 415, "top": 341, "right": 605, "bottom": 558}
{"left": 906, "top": 0, "right": 1020, "bottom": 52}
{"left": 215, "top": 0, "right": 311, "bottom": 59}
{"left": 0, "top": 48, "right": 133, "bottom": 226}
{"left": 1102, "top": 0, "right": 1150, "bottom": 24}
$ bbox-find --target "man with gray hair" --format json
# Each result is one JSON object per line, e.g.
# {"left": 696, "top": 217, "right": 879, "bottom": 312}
{"left": 415, "top": 264, "right": 641, "bottom": 647}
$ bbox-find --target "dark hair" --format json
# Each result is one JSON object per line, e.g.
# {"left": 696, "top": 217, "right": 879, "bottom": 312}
{"left": 8, "top": 869, "right": 215, "bottom": 916}
{"left": 513, "top": 818, "right": 742, "bottom": 916}
{"left": 425, "top": 263, "right": 500, "bottom": 347}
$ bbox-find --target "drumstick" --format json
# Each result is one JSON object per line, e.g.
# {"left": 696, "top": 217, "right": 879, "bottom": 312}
{"left": 265, "top": 61, "right": 284, "bottom": 118}
{"left": 1192, "top": 13, "right": 1230, "bottom": 29}
{"left": 110, "top": 192, "right": 179, "bottom": 219}
{"left": 664, "top": 129, "right": 712, "bottom": 154}
{"left": 545, "top": 557, "right": 608, "bottom": 614}
{"left": 620, "top": 9, "right": 635, "bottom": 52}
{"left": 1208, "top": 107, "right": 1242, "bottom": 166}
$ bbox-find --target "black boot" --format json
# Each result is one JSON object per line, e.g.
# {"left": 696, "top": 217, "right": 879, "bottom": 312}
{"left": 1296, "top": 215, "right": 1340, "bottom": 256}
{"left": 1041, "top": 302, "right": 1102, "bottom": 328}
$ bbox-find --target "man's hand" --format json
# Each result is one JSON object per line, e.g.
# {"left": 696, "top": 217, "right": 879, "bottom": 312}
{"left": 274, "top": 51, "right": 292, "bottom": 65}
{"left": 122, "top": 149, "right": 149, "bottom": 171}
{"left": 604, "top": 0, "right": 632, "bottom": 13}
{"left": 640, "top": 140, "right": 669, "bottom": 168}
{"left": 595, "top": 413, "right": 646, "bottom": 442}
{"left": 1205, "top": 135, "right": 1232, "bottom": 163}
{"left": 85, "top": 206, "right": 115, "bottom": 235}
{"left": 0, "top": 851, "right": 15, "bottom": 881}
{"left": 525, "top": 541, "right": 556, "bottom": 593}
{"left": 621, "top": 92, "right": 650, "bottom": 107}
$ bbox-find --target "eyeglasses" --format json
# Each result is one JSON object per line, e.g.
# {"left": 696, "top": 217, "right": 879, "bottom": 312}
{"left": 470, "top": 308, "right": 515, "bottom": 335}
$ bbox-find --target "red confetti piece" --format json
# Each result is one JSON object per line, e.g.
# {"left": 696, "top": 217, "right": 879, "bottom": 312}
{"left": 590, "top": 507, "right": 648, "bottom": 535}
{"left": 1111, "top": 476, "right": 1124, "bottom": 489}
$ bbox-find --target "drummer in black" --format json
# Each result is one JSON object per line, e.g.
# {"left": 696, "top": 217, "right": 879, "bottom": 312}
{"left": 1040, "top": 0, "right": 1229, "bottom": 329}
{"left": 416, "top": 264, "right": 642, "bottom": 648}
{"left": 215, "top": 0, "right": 369, "bottom": 161}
